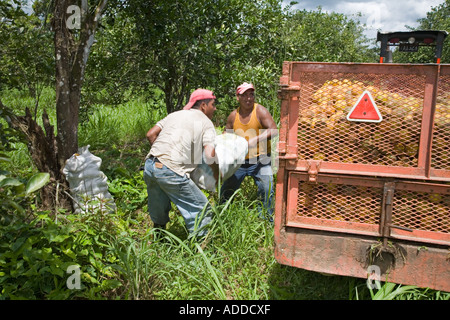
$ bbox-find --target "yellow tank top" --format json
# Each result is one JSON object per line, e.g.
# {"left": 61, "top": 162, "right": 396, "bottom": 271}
{"left": 233, "top": 103, "right": 271, "bottom": 159}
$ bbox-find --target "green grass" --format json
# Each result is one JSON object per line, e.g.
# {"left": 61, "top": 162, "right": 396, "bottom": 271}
{"left": 105, "top": 188, "right": 362, "bottom": 300}
{"left": 2, "top": 87, "right": 449, "bottom": 300}
{"left": 78, "top": 96, "right": 167, "bottom": 150}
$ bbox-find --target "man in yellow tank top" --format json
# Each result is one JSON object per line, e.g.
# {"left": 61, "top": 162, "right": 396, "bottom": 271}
{"left": 220, "top": 82, "right": 278, "bottom": 220}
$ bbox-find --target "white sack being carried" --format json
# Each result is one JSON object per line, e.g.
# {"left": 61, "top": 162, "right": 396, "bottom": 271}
{"left": 191, "top": 133, "right": 248, "bottom": 192}
{"left": 62, "top": 145, "right": 116, "bottom": 214}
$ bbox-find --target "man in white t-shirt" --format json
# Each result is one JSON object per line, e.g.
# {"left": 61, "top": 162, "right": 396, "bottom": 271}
{"left": 143, "top": 89, "right": 218, "bottom": 238}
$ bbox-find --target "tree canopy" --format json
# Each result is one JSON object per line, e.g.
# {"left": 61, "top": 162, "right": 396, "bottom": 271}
{"left": 2, "top": 0, "right": 448, "bottom": 138}
{"left": 81, "top": 0, "right": 377, "bottom": 115}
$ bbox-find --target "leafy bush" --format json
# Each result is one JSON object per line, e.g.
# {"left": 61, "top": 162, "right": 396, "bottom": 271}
{"left": 0, "top": 209, "right": 129, "bottom": 299}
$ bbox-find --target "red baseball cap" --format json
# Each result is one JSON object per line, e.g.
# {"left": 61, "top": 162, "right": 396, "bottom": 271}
{"left": 236, "top": 82, "right": 255, "bottom": 95}
{"left": 183, "top": 89, "right": 216, "bottom": 110}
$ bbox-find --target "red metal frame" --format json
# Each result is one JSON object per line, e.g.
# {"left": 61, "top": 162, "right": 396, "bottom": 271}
{"left": 284, "top": 172, "right": 450, "bottom": 246}
{"left": 285, "top": 173, "right": 382, "bottom": 237}
{"left": 279, "top": 62, "right": 450, "bottom": 182}
{"left": 275, "top": 61, "right": 450, "bottom": 292}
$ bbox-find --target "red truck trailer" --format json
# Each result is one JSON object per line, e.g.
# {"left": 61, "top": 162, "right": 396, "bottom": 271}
{"left": 274, "top": 31, "right": 449, "bottom": 292}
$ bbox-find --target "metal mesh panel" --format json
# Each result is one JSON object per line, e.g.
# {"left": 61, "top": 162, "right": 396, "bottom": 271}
{"left": 432, "top": 74, "right": 450, "bottom": 170}
{"left": 392, "top": 189, "right": 450, "bottom": 234}
{"left": 296, "top": 180, "right": 382, "bottom": 225}
{"left": 297, "top": 72, "right": 425, "bottom": 167}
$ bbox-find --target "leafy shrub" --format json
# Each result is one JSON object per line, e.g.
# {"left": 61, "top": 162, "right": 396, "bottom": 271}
{"left": 0, "top": 210, "right": 127, "bottom": 299}
{"left": 0, "top": 143, "right": 145, "bottom": 299}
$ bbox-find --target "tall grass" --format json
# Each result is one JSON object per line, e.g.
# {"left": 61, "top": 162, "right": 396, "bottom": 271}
{"left": 107, "top": 191, "right": 278, "bottom": 300}
{"left": 1, "top": 87, "right": 165, "bottom": 167}
{"left": 78, "top": 96, "right": 167, "bottom": 149}
{"left": 104, "top": 185, "right": 372, "bottom": 300}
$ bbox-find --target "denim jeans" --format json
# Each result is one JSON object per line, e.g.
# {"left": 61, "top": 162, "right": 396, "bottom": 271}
{"left": 143, "top": 157, "right": 212, "bottom": 236}
{"left": 220, "top": 158, "right": 274, "bottom": 221}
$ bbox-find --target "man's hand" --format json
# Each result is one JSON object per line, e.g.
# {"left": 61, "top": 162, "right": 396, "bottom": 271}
{"left": 204, "top": 144, "right": 220, "bottom": 182}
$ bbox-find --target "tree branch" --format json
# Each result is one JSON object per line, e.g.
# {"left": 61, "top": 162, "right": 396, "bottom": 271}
{"left": 72, "top": 0, "right": 108, "bottom": 84}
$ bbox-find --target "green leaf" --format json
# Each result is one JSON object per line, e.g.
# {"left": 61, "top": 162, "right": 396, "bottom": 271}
{"left": 62, "top": 248, "right": 77, "bottom": 259}
{"left": 79, "top": 249, "right": 89, "bottom": 256}
{"left": 0, "top": 156, "right": 12, "bottom": 162}
{"left": 25, "top": 172, "right": 50, "bottom": 195}
{"left": 0, "top": 177, "right": 23, "bottom": 188}
{"left": 50, "top": 264, "right": 64, "bottom": 277}
{"left": 49, "top": 234, "right": 70, "bottom": 243}
{"left": 11, "top": 237, "right": 27, "bottom": 252}
{"left": 101, "top": 279, "right": 122, "bottom": 291}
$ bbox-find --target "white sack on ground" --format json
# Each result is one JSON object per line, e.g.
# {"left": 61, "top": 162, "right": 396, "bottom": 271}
{"left": 63, "top": 145, "right": 116, "bottom": 214}
{"left": 191, "top": 133, "right": 248, "bottom": 192}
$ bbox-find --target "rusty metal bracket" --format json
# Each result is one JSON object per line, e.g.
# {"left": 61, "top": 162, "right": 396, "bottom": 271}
{"left": 278, "top": 154, "right": 297, "bottom": 160}
{"left": 380, "top": 181, "right": 396, "bottom": 247}
{"left": 306, "top": 160, "right": 322, "bottom": 183}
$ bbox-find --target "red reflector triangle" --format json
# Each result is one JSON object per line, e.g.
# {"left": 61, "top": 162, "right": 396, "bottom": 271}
{"left": 346, "top": 90, "right": 382, "bottom": 122}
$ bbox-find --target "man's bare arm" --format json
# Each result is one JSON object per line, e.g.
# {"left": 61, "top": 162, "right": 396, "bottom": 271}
{"left": 204, "top": 144, "right": 219, "bottom": 181}
{"left": 146, "top": 125, "right": 162, "bottom": 145}
{"left": 248, "top": 105, "right": 278, "bottom": 147}
{"left": 223, "top": 110, "right": 237, "bottom": 133}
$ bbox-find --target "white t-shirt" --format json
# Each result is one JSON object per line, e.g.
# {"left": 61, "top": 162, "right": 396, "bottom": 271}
{"left": 146, "top": 109, "right": 216, "bottom": 177}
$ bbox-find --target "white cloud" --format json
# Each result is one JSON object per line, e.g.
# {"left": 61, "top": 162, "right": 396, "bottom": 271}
{"left": 286, "top": 0, "right": 445, "bottom": 39}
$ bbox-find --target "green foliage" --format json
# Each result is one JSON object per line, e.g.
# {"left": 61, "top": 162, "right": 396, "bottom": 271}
{"left": 0, "top": 173, "right": 27, "bottom": 219}
{"left": 25, "top": 172, "right": 50, "bottom": 195}
{"left": 2, "top": 0, "right": 380, "bottom": 122}
{"left": 107, "top": 169, "right": 148, "bottom": 214}
{"left": 0, "top": 103, "right": 26, "bottom": 156}
{"left": 86, "top": 0, "right": 375, "bottom": 118}
{"left": 282, "top": 8, "right": 376, "bottom": 63}
{"left": 369, "top": 282, "right": 420, "bottom": 300}
{"left": 0, "top": 114, "right": 116, "bottom": 300}
{"left": 1, "top": 103, "right": 49, "bottom": 223}
{"left": 78, "top": 92, "right": 166, "bottom": 148}
{"left": 0, "top": 87, "right": 56, "bottom": 175}
{"left": 0, "top": 0, "right": 54, "bottom": 93}
{"left": 0, "top": 171, "right": 49, "bottom": 222}
{"left": 418, "top": 0, "right": 450, "bottom": 61}
{"left": 0, "top": 209, "right": 131, "bottom": 299}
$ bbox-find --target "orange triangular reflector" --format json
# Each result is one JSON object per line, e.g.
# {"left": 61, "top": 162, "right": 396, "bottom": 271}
{"left": 346, "top": 90, "right": 382, "bottom": 123}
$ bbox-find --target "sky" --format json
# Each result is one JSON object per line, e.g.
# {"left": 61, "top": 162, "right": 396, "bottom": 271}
{"left": 284, "top": 0, "right": 445, "bottom": 39}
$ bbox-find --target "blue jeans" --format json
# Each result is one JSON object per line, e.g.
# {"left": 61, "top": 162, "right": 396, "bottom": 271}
{"left": 143, "top": 157, "right": 212, "bottom": 237}
{"left": 220, "top": 158, "right": 274, "bottom": 221}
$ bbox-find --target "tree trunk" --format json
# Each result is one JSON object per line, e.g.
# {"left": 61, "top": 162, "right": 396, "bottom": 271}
{"left": 163, "top": 56, "right": 190, "bottom": 114}
{"left": 53, "top": 0, "right": 107, "bottom": 169}
{"left": 7, "top": 106, "right": 71, "bottom": 209}
{"left": 5, "top": 0, "right": 108, "bottom": 212}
